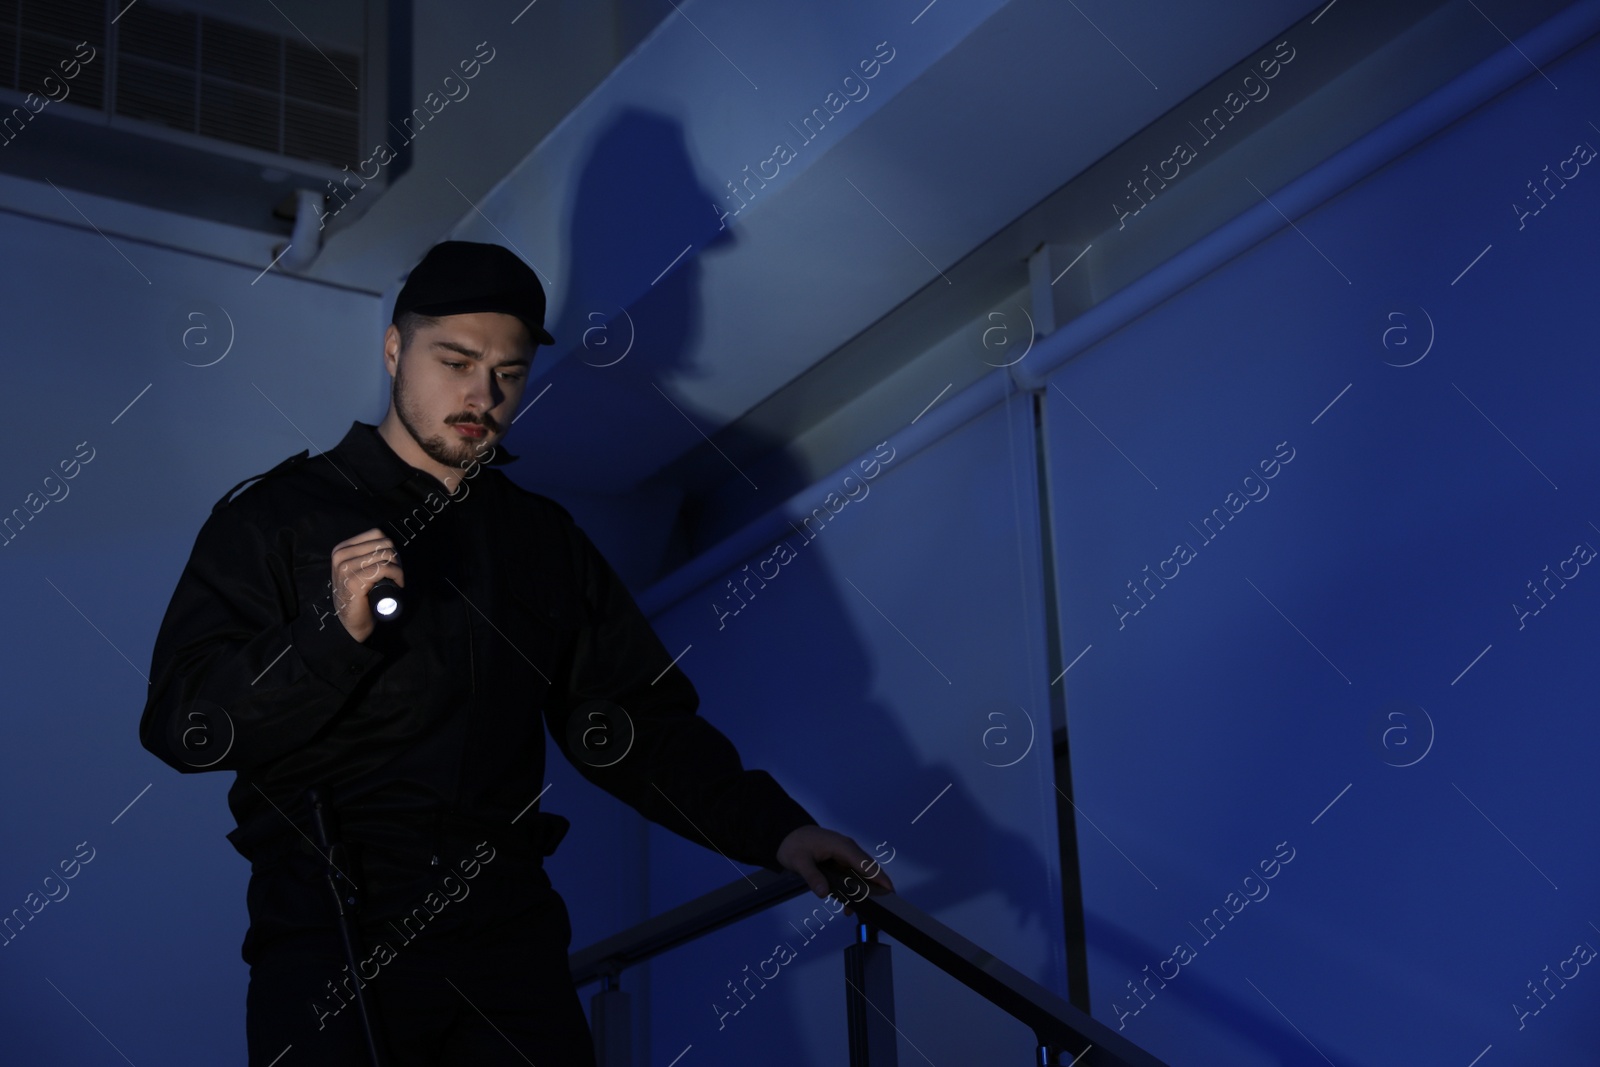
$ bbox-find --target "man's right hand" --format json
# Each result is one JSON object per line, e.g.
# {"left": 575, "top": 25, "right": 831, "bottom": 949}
{"left": 331, "top": 528, "right": 404, "bottom": 643}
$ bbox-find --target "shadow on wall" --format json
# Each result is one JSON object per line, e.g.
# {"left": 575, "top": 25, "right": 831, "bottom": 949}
{"left": 507, "top": 107, "right": 1065, "bottom": 1059}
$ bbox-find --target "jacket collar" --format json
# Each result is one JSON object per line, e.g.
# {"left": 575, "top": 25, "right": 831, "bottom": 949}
{"left": 325, "top": 420, "right": 518, "bottom": 494}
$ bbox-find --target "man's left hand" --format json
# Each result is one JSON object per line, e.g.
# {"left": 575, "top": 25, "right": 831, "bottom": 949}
{"left": 775, "top": 824, "right": 895, "bottom": 917}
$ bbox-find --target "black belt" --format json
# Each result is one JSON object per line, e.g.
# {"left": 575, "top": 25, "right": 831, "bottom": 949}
{"left": 249, "top": 807, "right": 571, "bottom": 873}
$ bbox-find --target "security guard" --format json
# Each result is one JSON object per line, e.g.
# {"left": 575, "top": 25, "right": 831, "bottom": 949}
{"left": 139, "top": 241, "right": 894, "bottom": 1065}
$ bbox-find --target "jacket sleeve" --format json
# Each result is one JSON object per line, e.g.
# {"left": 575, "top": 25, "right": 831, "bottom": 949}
{"left": 544, "top": 518, "right": 817, "bottom": 874}
{"left": 139, "top": 503, "right": 386, "bottom": 774}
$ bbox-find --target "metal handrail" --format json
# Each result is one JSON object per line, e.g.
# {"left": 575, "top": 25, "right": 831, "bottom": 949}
{"left": 567, "top": 861, "right": 1169, "bottom": 1066}
{"left": 568, "top": 866, "right": 810, "bottom": 986}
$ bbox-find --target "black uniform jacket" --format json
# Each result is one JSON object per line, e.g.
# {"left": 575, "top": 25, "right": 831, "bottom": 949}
{"left": 138, "top": 421, "right": 816, "bottom": 926}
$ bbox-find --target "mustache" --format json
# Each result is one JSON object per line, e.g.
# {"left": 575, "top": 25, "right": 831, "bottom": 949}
{"left": 449, "top": 416, "right": 497, "bottom": 432}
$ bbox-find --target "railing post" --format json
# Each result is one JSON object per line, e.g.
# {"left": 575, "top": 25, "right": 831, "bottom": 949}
{"left": 1038, "top": 1038, "right": 1095, "bottom": 1064}
{"left": 845, "top": 919, "right": 899, "bottom": 1067}
{"left": 590, "top": 970, "right": 632, "bottom": 1067}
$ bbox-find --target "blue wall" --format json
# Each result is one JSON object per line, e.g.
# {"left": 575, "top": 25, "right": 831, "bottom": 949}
{"left": 1048, "top": 26, "right": 1600, "bottom": 1067}
{"left": 0, "top": 213, "right": 387, "bottom": 1062}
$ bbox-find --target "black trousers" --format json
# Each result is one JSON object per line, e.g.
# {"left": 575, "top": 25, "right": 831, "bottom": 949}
{"left": 242, "top": 831, "right": 598, "bottom": 1066}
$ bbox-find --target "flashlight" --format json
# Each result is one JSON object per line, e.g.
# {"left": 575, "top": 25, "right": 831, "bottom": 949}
{"left": 368, "top": 577, "right": 403, "bottom": 622}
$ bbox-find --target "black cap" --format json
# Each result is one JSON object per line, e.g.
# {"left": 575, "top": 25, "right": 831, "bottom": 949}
{"left": 391, "top": 240, "right": 556, "bottom": 347}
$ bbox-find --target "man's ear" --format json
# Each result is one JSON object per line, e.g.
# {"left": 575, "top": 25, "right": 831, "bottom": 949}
{"left": 383, "top": 323, "right": 402, "bottom": 374}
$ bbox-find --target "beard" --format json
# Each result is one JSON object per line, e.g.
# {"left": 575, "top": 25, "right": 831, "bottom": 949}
{"left": 392, "top": 353, "right": 497, "bottom": 471}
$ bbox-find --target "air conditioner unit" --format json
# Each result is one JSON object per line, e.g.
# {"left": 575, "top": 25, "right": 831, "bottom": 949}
{"left": 0, "top": 0, "right": 407, "bottom": 237}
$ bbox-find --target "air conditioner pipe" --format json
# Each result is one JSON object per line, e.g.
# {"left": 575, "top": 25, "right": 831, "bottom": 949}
{"left": 271, "top": 187, "right": 327, "bottom": 272}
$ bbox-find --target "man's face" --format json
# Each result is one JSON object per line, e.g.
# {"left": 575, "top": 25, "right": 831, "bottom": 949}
{"left": 384, "top": 311, "right": 533, "bottom": 472}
